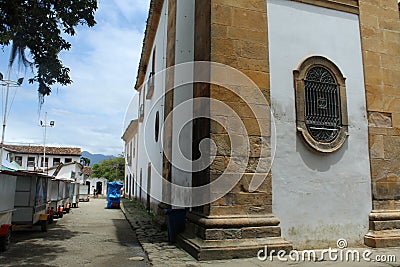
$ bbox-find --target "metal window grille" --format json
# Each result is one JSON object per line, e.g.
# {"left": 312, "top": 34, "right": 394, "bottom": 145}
{"left": 304, "top": 66, "right": 341, "bottom": 142}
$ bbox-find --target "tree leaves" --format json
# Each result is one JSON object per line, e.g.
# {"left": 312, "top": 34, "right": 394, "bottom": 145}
{"left": 92, "top": 157, "right": 125, "bottom": 182}
{"left": 0, "top": 0, "right": 97, "bottom": 96}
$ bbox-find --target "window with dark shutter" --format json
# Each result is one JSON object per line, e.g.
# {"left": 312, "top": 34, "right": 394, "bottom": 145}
{"left": 304, "top": 66, "right": 341, "bottom": 143}
{"left": 294, "top": 56, "right": 349, "bottom": 153}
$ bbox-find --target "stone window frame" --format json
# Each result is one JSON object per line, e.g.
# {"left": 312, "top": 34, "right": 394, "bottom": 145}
{"left": 27, "top": 156, "right": 35, "bottom": 167}
{"left": 15, "top": 156, "right": 23, "bottom": 166}
{"left": 293, "top": 56, "right": 349, "bottom": 153}
{"left": 146, "top": 48, "right": 156, "bottom": 100}
{"left": 53, "top": 157, "right": 61, "bottom": 166}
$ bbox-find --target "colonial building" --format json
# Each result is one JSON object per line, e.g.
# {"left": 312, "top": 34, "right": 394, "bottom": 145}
{"left": 84, "top": 177, "right": 108, "bottom": 197}
{"left": 122, "top": 114, "right": 139, "bottom": 201}
{"left": 123, "top": 0, "right": 400, "bottom": 260}
{"left": 47, "top": 161, "right": 85, "bottom": 183}
{"left": 3, "top": 145, "right": 81, "bottom": 171}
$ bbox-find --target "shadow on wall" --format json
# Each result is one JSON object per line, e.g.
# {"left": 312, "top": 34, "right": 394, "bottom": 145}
{"left": 296, "top": 134, "right": 347, "bottom": 172}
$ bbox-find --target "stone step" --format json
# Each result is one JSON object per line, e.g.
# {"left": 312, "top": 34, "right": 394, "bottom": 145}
{"left": 177, "top": 233, "right": 293, "bottom": 261}
{"left": 365, "top": 230, "right": 400, "bottom": 248}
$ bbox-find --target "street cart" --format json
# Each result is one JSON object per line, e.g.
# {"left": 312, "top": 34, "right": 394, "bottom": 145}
{"left": 12, "top": 172, "right": 50, "bottom": 232}
{"left": 49, "top": 179, "right": 64, "bottom": 218}
{"left": 79, "top": 184, "right": 89, "bottom": 202}
{"left": 66, "top": 181, "right": 75, "bottom": 210}
{"left": 71, "top": 182, "right": 80, "bottom": 208}
{"left": 61, "top": 180, "right": 71, "bottom": 213}
{"left": 0, "top": 173, "right": 17, "bottom": 252}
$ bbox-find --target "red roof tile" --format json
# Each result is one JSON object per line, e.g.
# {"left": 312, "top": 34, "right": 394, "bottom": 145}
{"left": 4, "top": 145, "right": 82, "bottom": 156}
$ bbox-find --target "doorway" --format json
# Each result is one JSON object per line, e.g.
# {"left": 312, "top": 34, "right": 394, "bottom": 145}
{"left": 129, "top": 174, "right": 132, "bottom": 199}
{"left": 147, "top": 164, "right": 151, "bottom": 211}
{"left": 86, "top": 181, "right": 90, "bottom": 194}
{"left": 96, "top": 182, "right": 102, "bottom": 195}
{"left": 139, "top": 169, "right": 143, "bottom": 203}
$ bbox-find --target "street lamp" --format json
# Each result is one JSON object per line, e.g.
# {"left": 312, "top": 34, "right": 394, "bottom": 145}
{"left": 40, "top": 112, "right": 55, "bottom": 172}
{"left": 0, "top": 71, "right": 24, "bottom": 165}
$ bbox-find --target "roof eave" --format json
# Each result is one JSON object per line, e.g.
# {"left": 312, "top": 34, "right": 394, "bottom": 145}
{"left": 134, "top": 0, "right": 164, "bottom": 91}
{"left": 122, "top": 119, "right": 139, "bottom": 141}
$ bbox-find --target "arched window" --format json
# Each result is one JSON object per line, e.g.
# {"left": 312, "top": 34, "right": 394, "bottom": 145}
{"left": 294, "top": 56, "right": 348, "bottom": 153}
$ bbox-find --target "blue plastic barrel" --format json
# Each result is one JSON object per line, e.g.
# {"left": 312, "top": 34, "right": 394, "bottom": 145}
{"left": 106, "top": 182, "right": 123, "bottom": 209}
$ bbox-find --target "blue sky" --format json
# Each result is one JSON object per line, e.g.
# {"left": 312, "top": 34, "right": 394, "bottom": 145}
{"left": 0, "top": 0, "right": 149, "bottom": 155}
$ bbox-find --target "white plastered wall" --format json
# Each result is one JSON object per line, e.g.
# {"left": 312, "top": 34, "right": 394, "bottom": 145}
{"left": 267, "top": 0, "right": 372, "bottom": 248}
{"left": 136, "top": 0, "right": 168, "bottom": 208}
{"left": 171, "top": 0, "right": 195, "bottom": 207}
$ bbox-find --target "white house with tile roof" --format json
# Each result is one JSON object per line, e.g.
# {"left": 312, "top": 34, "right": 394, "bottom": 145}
{"left": 3, "top": 145, "right": 81, "bottom": 171}
{"left": 47, "top": 161, "right": 85, "bottom": 183}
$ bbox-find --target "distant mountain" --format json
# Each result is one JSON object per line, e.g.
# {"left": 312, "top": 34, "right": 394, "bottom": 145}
{"left": 82, "top": 151, "right": 116, "bottom": 166}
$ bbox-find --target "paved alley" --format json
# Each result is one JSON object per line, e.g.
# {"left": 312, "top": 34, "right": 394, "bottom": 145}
{"left": 0, "top": 199, "right": 150, "bottom": 267}
{"left": 121, "top": 199, "right": 400, "bottom": 267}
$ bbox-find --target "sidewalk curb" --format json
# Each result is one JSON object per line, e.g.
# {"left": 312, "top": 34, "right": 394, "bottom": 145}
{"left": 120, "top": 201, "right": 150, "bottom": 262}
{"left": 120, "top": 199, "right": 199, "bottom": 267}
{"left": 120, "top": 200, "right": 400, "bottom": 267}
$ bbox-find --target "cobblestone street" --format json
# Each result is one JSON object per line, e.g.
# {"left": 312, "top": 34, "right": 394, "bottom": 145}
{"left": 0, "top": 199, "right": 150, "bottom": 267}
{"left": 2, "top": 198, "right": 400, "bottom": 266}
{"left": 121, "top": 199, "right": 400, "bottom": 267}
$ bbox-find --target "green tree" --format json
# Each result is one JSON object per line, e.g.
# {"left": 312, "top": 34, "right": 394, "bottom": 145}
{"left": 80, "top": 157, "right": 91, "bottom": 166}
{"left": 0, "top": 0, "right": 97, "bottom": 97}
{"left": 92, "top": 157, "right": 124, "bottom": 182}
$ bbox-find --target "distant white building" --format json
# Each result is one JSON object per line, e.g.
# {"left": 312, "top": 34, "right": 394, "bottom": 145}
{"left": 47, "top": 161, "right": 85, "bottom": 183}
{"left": 122, "top": 118, "right": 138, "bottom": 201}
{"left": 84, "top": 177, "right": 108, "bottom": 197}
{"left": 3, "top": 145, "right": 81, "bottom": 171}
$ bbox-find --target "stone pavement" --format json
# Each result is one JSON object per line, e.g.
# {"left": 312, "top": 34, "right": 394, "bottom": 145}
{"left": 121, "top": 199, "right": 400, "bottom": 267}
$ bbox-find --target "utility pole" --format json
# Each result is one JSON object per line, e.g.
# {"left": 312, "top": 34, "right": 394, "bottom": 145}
{"left": 0, "top": 69, "right": 23, "bottom": 166}
{"left": 40, "top": 112, "right": 55, "bottom": 173}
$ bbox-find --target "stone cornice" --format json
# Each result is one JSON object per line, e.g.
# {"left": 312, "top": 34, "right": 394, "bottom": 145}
{"left": 291, "top": 0, "right": 359, "bottom": 14}
{"left": 121, "top": 119, "right": 138, "bottom": 141}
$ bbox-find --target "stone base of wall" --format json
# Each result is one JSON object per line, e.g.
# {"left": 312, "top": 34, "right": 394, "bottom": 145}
{"left": 177, "top": 212, "right": 292, "bottom": 260}
{"left": 365, "top": 211, "right": 400, "bottom": 247}
{"left": 153, "top": 202, "right": 168, "bottom": 231}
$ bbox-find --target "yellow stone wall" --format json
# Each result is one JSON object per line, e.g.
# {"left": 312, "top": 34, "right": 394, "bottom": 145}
{"left": 359, "top": 0, "right": 400, "bottom": 209}
{"left": 208, "top": 0, "right": 272, "bottom": 216}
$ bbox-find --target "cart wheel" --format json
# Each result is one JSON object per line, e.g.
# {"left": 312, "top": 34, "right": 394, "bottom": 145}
{"left": 0, "top": 229, "right": 11, "bottom": 252}
{"left": 41, "top": 220, "right": 48, "bottom": 232}
{"left": 48, "top": 215, "right": 54, "bottom": 224}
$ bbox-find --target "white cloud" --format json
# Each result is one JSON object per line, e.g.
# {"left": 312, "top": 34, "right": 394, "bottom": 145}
{"left": 94, "top": 0, "right": 150, "bottom": 32}
{"left": 1, "top": 0, "right": 150, "bottom": 155}
{"left": 60, "top": 22, "right": 143, "bottom": 115}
